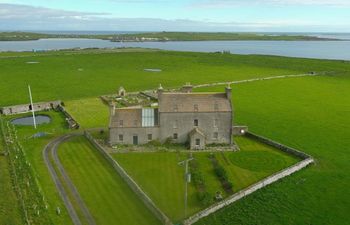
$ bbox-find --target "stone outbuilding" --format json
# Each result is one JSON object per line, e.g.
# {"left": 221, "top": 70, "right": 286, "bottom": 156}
{"left": 109, "top": 83, "right": 233, "bottom": 149}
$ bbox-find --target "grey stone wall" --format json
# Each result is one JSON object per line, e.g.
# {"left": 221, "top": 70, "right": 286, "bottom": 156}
{"left": 245, "top": 132, "right": 312, "bottom": 159}
{"left": 0, "top": 100, "right": 62, "bottom": 115}
{"left": 84, "top": 131, "right": 173, "bottom": 225}
{"left": 57, "top": 105, "right": 79, "bottom": 129}
{"left": 109, "top": 127, "right": 160, "bottom": 145}
{"left": 159, "top": 112, "right": 232, "bottom": 145}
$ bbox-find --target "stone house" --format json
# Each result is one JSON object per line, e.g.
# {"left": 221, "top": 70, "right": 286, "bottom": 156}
{"left": 109, "top": 84, "right": 233, "bottom": 149}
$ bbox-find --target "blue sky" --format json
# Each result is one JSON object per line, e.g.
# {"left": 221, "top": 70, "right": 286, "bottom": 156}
{"left": 0, "top": 0, "right": 350, "bottom": 31}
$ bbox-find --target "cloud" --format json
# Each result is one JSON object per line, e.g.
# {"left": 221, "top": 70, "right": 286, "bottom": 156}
{"left": 190, "top": 0, "right": 350, "bottom": 8}
{"left": 0, "top": 3, "right": 348, "bottom": 32}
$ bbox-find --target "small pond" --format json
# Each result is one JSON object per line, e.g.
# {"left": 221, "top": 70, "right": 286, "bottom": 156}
{"left": 11, "top": 115, "right": 51, "bottom": 126}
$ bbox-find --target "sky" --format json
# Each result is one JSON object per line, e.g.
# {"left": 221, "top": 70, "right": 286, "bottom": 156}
{"left": 0, "top": 0, "right": 350, "bottom": 32}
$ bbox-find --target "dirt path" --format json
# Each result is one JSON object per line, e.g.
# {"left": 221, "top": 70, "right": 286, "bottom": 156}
{"left": 43, "top": 134, "right": 96, "bottom": 225}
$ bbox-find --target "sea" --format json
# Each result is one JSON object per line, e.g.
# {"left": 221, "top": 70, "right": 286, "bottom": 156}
{"left": 1, "top": 31, "right": 349, "bottom": 60}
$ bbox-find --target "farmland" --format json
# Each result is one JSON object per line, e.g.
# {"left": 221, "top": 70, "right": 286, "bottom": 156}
{"left": 0, "top": 49, "right": 349, "bottom": 225}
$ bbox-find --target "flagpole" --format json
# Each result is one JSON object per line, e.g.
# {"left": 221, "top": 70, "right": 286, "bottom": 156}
{"left": 28, "top": 85, "right": 37, "bottom": 129}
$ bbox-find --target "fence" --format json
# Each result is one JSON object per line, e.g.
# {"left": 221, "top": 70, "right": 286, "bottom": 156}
{"left": 84, "top": 131, "right": 173, "bottom": 225}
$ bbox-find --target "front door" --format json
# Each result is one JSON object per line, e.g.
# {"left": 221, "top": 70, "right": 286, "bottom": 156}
{"left": 133, "top": 135, "right": 138, "bottom": 145}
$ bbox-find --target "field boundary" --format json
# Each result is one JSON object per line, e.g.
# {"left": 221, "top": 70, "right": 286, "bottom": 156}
{"left": 192, "top": 73, "right": 319, "bottom": 89}
{"left": 183, "top": 132, "right": 314, "bottom": 225}
{"left": 84, "top": 130, "right": 173, "bottom": 225}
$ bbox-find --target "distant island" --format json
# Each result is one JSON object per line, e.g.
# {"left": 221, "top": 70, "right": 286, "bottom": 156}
{"left": 0, "top": 31, "right": 340, "bottom": 42}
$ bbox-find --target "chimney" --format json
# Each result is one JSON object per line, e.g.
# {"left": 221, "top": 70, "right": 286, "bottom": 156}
{"left": 181, "top": 82, "right": 193, "bottom": 93}
{"left": 225, "top": 83, "right": 232, "bottom": 100}
{"left": 157, "top": 84, "right": 164, "bottom": 100}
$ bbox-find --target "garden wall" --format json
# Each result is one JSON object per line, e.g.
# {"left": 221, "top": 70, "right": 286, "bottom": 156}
{"left": 84, "top": 131, "right": 173, "bottom": 225}
{"left": 183, "top": 133, "right": 314, "bottom": 225}
{"left": 245, "top": 132, "right": 312, "bottom": 159}
{"left": 57, "top": 105, "right": 79, "bottom": 129}
{"left": 0, "top": 100, "right": 62, "bottom": 115}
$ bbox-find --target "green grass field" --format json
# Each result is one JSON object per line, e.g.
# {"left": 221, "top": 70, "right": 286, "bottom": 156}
{"left": 112, "top": 136, "right": 298, "bottom": 222}
{"left": 194, "top": 75, "right": 350, "bottom": 225}
{"left": 0, "top": 50, "right": 308, "bottom": 107}
{"left": 65, "top": 97, "right": 109, "bottom": 128}
{"left": 58, "top": 136, "right": 161, "bottom": 225}
{"left": 0, "top": 49, "right": 349, "bottom": 225}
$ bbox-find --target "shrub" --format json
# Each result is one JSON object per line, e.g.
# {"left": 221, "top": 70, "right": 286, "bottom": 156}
{"left": 197, "top": 191, "right": 213, "bottom": 206}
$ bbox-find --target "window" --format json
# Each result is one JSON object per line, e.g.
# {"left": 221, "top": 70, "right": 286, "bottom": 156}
{"left": 118, "top": 134, "right": 123, "bottom": 141}
{"left": 134, "top": 120, "right": 138, "bottom": 126}
{"left": 213, "top": 132, "right": 219, "bottom": 139}
{"left": 142, "top": 108, "right": 155, "bottom": 127}
{"left": 147, "top": 134, "right": 152, "bottom": 141}
{"left": 214, "top": 119, "right": 218, "bottom": 128}
{"left": 119, "top": 120, "right": 123, "bottom": 127}
{"left": 173, "top": 133, "right": 178, "bottom": 140}
{"left": 194, "top": 119, "right": 199, "bottom": 127}
{"left": 173, "top": 104, "right": 178, "bottom": 112}
{"left": 195, "top": 138, "right": 200, "bottom": 146}
{"left": 173, "top": 120, "right": 178, "bottom": 129}
{"left": 194, "top": 104, "right": 198, "bottom": 112}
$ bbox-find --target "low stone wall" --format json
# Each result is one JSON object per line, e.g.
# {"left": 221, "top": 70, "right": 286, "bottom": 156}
{"left": 84, "top": 131, "right": 173, "bottom": 225}
{"left": 57, "top": 105, "right": 79, "bottom": 129}
{"left": 0, "top": 100, "right": 62, "bottom": 115}
{"left": 183, "top": 133, "right": 314, "bottom": 225}
{"left": 245, "top": 132, "right": 312, "bottom": 159}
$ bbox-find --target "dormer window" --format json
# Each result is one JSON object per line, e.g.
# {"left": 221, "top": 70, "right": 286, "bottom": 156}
{"left": 194, "top": 104, "right": 198, "bottom": 112}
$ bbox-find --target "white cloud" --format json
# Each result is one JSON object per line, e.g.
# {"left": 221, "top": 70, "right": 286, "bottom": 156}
{"left": 0, "top": 3, "right": 349, "bottom": 31}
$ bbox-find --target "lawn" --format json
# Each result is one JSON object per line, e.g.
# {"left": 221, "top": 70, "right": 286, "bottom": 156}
{"left": 112, "top": 136, "right": 298, "bottom": 223}
{"left": 65, "top": 97, "right": 109, "bottom": 128}
{"left": 57, "top": 136, "right": 161, "bottom": 225}
{"left": 194, "top": 75, "right": 350, "bottom": 225}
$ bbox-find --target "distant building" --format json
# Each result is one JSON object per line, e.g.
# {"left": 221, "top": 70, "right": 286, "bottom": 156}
{"left": 109, "top": 83, "right": 233, "bottom": 149}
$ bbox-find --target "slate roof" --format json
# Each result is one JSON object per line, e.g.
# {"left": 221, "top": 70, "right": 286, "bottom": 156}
{"left": 159, "top": 92, "right": 232, "bottom": 113}
{"left": 110, "top": 106, "right": 142, "bottom": 127}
